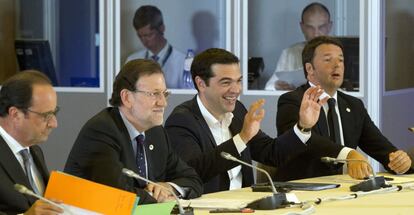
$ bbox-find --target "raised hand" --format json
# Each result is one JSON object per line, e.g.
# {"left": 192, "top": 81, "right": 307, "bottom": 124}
{"left": 239, "top": 99, "right": 266, "bottom": 143}
{"left": 298, "top": 86, "right": 328, "bottom": 129}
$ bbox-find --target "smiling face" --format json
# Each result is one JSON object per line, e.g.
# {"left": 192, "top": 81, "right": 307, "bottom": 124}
{"left": 120, "top": 73, "right": 167, "bottom": 132}
{"left": 196, "top": 63, "right": 242, "bottom": 120}
{"left": 306, "top": 44, "right": 344, "bottom": 96}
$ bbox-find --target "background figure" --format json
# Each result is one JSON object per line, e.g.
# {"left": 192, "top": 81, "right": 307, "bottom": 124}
{"left": 265, "top": 2, "right": 332, "bottom": 90}
{"left": 125, "top": 5, "right": 186, "bottom": 89}
{"left": 0, "top": 71, "right": 63, "bottom": 214}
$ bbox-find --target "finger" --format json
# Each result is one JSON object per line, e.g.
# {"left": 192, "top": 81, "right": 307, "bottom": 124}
{"left": 145, "top": 184, "right": 155, "bottom": 193}
{"left": 152, "top": 187, "right": 162, "bottom": 201}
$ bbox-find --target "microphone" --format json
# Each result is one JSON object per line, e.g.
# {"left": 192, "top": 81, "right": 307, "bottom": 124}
{"left": 220, "top": 152, "right": 289, "bottom": 210}
{"left": 320, "top": 157, "right": 390, "bottom": 192}
{"left": 122, "top": 168, "right": 193, "bottom": 215}
{"left": 14, "top": 184, "right": 66, "bottom": 212}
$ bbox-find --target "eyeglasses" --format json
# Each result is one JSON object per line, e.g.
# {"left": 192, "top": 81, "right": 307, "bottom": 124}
{"left": 132, "top": 90, "right": 171, "bottom": 100}
{"left": 25, "top": 106, "right": 60, "bottom": 122}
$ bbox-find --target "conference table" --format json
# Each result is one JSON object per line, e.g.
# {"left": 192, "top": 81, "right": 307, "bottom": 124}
{"left": 188, "top": 173, "right": 414, "bottom": 214}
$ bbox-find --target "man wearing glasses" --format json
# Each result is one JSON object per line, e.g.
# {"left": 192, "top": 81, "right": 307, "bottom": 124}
{"left": 0, "top": 71, "right": 63, "bottom": 214}
{"left": 64, "top": 59, "right": 202, "bottom": 204}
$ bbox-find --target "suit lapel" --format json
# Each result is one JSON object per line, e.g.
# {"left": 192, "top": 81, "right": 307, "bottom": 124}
{"left": 0, "top": 137, "right": 37, "bottom": 204}
{"left": 30, "top": 146, "right": 49, "bottom": 184}
{"left": 112, "top": 108, "right": 140, "bottom": 175}
{"left": 337, "top": 93, "right": 352, "bottom": 147}
{"left": 191, "top": 97, "right": 218, "bottom": 147}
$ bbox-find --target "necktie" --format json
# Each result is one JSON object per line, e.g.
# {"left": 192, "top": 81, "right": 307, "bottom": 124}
{"left": 151, "top": 55, "right": 159, "bottom": 62}
{"left": 20, "top": 149, "right": 41, "bottom": 195}
{"left": 135, "top": 135, "right": 147, "bottom": 180}
{"left": 327, "top": 98, "right": 341, "bottom": 145}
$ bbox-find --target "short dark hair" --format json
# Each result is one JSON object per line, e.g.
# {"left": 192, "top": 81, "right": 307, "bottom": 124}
{"left": 109, "top": 59, "right": 163, "bottom": 107}
{"left": 191, "top": 48, "right": 239, "bottom": 91}
{"left": 301, "top": 2, "right": 331, "bottom": 22}
{"left": 0, "top": 70, "right": 52, "bottom": 117}
{"left": 133, "top": 5, "right": 164, "bottom": 30}
{"left": 302, "top": 36, "right": 343, "bottom": 78}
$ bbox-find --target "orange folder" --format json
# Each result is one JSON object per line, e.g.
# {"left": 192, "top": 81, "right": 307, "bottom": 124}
{"left": 45, "top": 171, "right": 138, "bottom": 215}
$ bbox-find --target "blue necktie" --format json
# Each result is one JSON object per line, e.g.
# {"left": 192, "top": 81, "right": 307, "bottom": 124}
{"left": 20, "top": 149, "right": 41, "bottom": 195}
{"left": 135, "top": 135, "right": 147, "bottom": 180}
{"left": 327, "top": 98, "right": 341, "bottom": 145}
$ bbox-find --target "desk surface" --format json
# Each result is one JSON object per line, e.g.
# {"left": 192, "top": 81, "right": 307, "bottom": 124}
{"left": 191, "top": 173, "right": 414, "bottom": 214}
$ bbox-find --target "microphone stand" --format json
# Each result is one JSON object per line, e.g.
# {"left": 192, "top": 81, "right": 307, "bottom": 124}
{"left": 320, "top": 157, "right": 390, "bottom": 192}
{"left": 122, "top": 168, "right": 193, "bottom": 215}
{"left": 221, "top": 152, "right": 289, "bottom": 210}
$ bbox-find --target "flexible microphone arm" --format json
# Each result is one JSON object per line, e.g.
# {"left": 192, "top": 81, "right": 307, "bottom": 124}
{"left": 221, "top": 152, "right": 278, "bottom": 194}
{"left": 122, "top": 168, "right": 188, "bottom": 215}
{"left": 14, "top": 184, "right": 67, "bottom": 212}
{"left": 320, "top": 157, "right": 389, "bottom": 192}
{"left": 320, "top": 157, "right": 377, "bottom": 177}
{"left": 220, "top": 152, "right": 289, "bottom": 210}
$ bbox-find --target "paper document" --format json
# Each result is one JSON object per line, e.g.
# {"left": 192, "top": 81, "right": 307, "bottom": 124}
{"left": 132, "top": 202, "right": 175, "bottom": 215}
{"left": 45, "top": 171, "right": 138, "bottom": 215}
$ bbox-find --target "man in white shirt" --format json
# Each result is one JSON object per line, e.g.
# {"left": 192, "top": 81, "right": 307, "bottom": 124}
{"left": 165, "top": 48, "right": 337, "bottom": 193}
{"left": 0, "top": 71, "right": 62, "bottom": 214}
{"left": 126, "top": 5, "right": 185, "bottom": 89}
{"left": 265, "top": 2, "right": 332, "bottom": 90}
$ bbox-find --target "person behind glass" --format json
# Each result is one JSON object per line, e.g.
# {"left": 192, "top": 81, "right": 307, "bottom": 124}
{"left": 164, "top": 48, "right": 335, "bottom": 194}
{"left": 276, "top": 36, "right": 413, "bottom": 181}
{"left": 125, "top": 5, "right": 186, "bottom": 89}
{"left": 265, "top": 2, "right": 332, "bottom": 91}
{"left": 64, "top": 59, "right": 202, "bottom": 204}
{"left": 0, "top": 71, "right": 62, "bottom": 214}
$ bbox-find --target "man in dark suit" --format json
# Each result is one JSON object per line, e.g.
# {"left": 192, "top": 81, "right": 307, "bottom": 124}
{"left": 0, "top": 71, "right": 63, "bottom": 214}
{"left": 165, "top": 48, "right": 331, "bottom": 194}
{"left": 276, "top": 36, "right": 412, "bottom": 181}
{"left": 64, "top": 59, "right": 202, "bottom": 204}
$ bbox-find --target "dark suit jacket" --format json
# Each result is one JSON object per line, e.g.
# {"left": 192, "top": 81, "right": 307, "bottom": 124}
{"left": 64, "top": 107, "right": 202, "bottom": 204}
{"left": 276, "top": 84, "right": 399, "bottom": 181}
{"left": 165, "top": 96, "right": 313, "bottom": 194}
{"left": 0, "top": 137, "right": 49, "bottom": 215}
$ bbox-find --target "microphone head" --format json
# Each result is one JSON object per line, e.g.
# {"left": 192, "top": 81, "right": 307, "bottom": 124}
{"left": 320, "top": 157, "right": 335, "bottom": 163}
{"left": 14, "top": 184, "right": 29, "bottom": 194}
{"left": 122, "top": 168, "right": 134, "bottom": 177}
{"left": 220, "top": 152, "right": 233, "bottom": 160}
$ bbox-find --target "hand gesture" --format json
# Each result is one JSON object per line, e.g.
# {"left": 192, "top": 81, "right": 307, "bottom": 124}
{"left": 24, "top": 199, "right": 64, "bottom": 215}
{"left": 347, "top": 150, "right": 372, "bottom": 179}
{"left": 298, "top": 86, "right": 328, "bottom": 128}
{"left": 239, "top": 99, "right": 265, "bottom": 143}
{"left": 388, "top": 150, "right": 412, "bottom": 174}
{"left": 146, "top": 182, "right": 176, "bottom": 203}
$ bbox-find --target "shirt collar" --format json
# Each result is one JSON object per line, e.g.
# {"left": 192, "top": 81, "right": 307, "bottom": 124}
{"left": 0, "top": 125, "right": 28, "bottom": 155}
{"left": 308, "top": 81, "right": 338, "bottom": 101}
{"left": 119, "top": 111, "right": 144, "bottom": 142}
{"left": 196, "top": 95, "right": 233, "bottom": 128}
{"left": 148, "top": 42, "right": 169, "bottom": 59}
